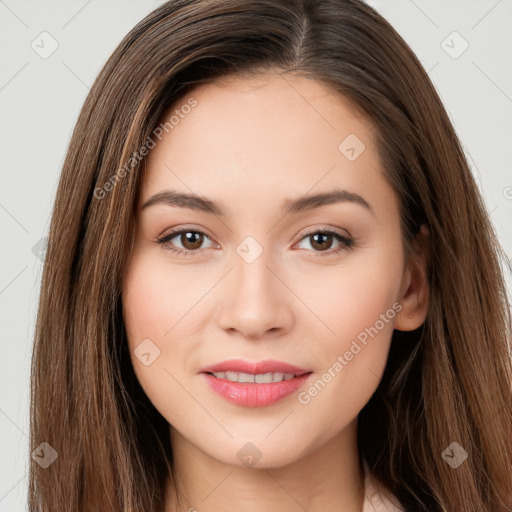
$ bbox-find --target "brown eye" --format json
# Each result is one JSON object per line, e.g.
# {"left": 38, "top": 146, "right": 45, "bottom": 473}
{"left": 156, "top": 228, "right": 216, "bottom": 255}
{"left": 309, "top": 232, "right": 335, "bottom": 251}
{"left": 178, "top": 231, "right": 204, "bottom": 250}
{"left": 295, "top": 228, "right": 354, "bottom": 256}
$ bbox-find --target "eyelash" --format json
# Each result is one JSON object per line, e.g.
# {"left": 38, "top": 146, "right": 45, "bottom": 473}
{"left": 155, "top": 226, "right": 354, "bottom": 258}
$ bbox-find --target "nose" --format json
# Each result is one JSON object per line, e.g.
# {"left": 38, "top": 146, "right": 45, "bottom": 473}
{"left": 216, "top": 251, "right": 294, "bottom": 340}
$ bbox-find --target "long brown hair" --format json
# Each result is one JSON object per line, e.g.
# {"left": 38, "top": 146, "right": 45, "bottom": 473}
{"left": 29, "top": 0, "right": 512, "bottom": 510}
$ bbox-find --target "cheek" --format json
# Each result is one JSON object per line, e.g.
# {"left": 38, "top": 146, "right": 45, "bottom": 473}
{"left": 299, "top": 242, "right": 403, "bottom": 353}
{"left": 122, "top": 258, "right": 169, "bottom": 349}
{"left": 121, "top": 252, "right": 206, "bottom": 413}
{"left": 293, "top": 240, "right": 403, "bottom": 422}
{"left": 122, "top": 249, "right": 207, "bottom": 349}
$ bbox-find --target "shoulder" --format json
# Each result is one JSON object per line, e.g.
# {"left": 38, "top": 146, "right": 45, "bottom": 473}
{"left": 362, "top": 459, "right": 406, "bottom": 512}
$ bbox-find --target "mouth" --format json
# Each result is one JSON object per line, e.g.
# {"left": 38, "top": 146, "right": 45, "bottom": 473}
{"left": 199, "top": 358, "right": 311, "bottom": 377}
{"left": 204, "top": 371, "right": 311, "bottom": 383}
{"left": 199, "top": 359, "right": 313, "bottom": 407}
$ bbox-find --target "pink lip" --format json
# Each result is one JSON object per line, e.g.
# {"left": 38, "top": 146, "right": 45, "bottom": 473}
{"left": 199, "top": 359, "right": 313, "bottom": 407}
{"left": 199, "top": 358, "right": 310, "bottom": 376}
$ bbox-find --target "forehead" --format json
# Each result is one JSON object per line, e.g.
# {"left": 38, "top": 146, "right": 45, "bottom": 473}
{"left": 140, "top": 72, "right": 394, "bottom": 223}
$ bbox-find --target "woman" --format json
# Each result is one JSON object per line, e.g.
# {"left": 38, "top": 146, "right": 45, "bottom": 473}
{"left": 29, "top": 1, "right": 512, "bottom": 511}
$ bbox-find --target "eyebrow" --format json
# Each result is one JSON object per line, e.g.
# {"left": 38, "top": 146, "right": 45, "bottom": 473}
{"left": 141, "top": 187, "right": 375, "bottom": 217}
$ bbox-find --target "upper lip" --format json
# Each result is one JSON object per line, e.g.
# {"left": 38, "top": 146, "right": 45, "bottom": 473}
{"left": 200, "top": 359, "right": 311, "bottom": 376}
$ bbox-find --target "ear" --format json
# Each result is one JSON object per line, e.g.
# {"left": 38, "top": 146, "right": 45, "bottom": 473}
{"left": 394, "top": 224, "right": 430, "bottom": 331}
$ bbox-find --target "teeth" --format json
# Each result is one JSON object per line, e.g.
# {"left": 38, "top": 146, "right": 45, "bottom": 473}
{"left": 238, "top": 372, "right": 255, "bottom": 383}
{"left": 225, "top": 371, "right": 238, "bottom": 381}
{"left": 255, "top": 373, "right": 273, "bottom": 383}
{"left": 211, "top": 371, "right": 297, "bottom": 383}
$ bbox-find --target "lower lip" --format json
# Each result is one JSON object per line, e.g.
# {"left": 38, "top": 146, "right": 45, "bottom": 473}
{"left": 201, "top": 372, "right": 313, "bottom": 407}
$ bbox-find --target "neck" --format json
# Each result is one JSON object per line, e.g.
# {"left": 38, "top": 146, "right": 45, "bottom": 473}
{"left": 164, "top": 418, "right": 365, "bottom": 512}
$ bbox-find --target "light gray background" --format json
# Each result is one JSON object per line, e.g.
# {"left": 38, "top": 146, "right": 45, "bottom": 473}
{"left": 1, "top": 0, "right": 511, "bottom": 510}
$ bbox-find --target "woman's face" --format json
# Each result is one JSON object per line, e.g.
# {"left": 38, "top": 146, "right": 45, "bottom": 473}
{"left": 122, "top": 71, "right": 420, "bottom": 468}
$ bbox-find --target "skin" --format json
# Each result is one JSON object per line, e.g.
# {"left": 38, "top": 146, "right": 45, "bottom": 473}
{"left": 122, "top": 70, "right": 429, "bottom": 512}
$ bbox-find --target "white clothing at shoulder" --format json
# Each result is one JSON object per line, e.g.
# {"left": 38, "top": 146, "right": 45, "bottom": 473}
{"left": 362, "top": 459, "right": 405, "bottom": 512}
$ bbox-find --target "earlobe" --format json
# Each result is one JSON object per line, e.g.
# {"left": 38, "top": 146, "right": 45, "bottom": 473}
{"left": 394, "top": 224, "right": 430, "bottom": 332}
